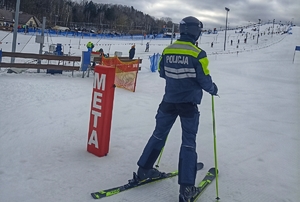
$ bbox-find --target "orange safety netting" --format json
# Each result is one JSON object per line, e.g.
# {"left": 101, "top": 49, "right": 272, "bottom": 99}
{"left": 101, "top": 56, "right": 140, "bottom": 92}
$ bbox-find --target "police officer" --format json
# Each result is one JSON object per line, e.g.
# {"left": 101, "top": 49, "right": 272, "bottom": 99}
{"left": 136, "top": 16, "right": 218, "bottom": 202}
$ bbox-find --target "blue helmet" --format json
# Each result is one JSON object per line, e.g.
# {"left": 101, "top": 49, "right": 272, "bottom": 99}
{"left": 179, "top": 16, "right": 203, "bottom": 40}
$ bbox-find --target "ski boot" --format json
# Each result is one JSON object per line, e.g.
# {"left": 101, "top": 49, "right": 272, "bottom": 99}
{"left": 137, "top": 167, "right": 163, "bottom": 182}
{"left": 179, "top": 185, "right": 200, "bottom": 202}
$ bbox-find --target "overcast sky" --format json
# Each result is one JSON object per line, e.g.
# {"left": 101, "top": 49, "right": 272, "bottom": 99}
{"left": 91, "top": 0, "right": 299, "bottom": 29}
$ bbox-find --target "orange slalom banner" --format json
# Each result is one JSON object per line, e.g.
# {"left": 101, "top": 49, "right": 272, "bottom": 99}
{"left": 87, "top": 65, "right": 116, "bottom": 157}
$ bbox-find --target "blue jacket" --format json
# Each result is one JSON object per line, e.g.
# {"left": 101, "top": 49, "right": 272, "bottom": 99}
{"left": 129, "top": 47, "right": 135, "bottom": 59}
{"left": 158, "top": 37, "right": 215, "bottom": 104}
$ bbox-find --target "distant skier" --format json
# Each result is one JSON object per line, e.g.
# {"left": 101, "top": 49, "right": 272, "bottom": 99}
{"left": 145, "top": 42, "right": 149, "bottom": 52}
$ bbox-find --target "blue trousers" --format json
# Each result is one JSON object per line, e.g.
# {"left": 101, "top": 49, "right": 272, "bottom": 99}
{"left": 137, "top": 101, "right": 200, "bottom": 185}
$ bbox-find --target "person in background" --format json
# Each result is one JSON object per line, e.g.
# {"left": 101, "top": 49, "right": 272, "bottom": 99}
{"left": 145, "top": 42, "right": 150, "bottom": 52}
{"left": 97, "top": 48, "right": 108, "bottom": 57}
{"left": 129, "top": 44, "right": 135, "bottom": 59}
{"left": 135, "top": 16, "right": 218, "bottom": 202}
{"left": 86, "top": 41, "right": 94, "bottom": 52}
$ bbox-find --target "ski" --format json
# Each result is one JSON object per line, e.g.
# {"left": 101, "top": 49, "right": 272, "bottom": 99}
{"left": 91, "top": 162, "right": 204, "bottom": 199}
{"left": 190, "top": 167, "right": 217, "bottom": 202}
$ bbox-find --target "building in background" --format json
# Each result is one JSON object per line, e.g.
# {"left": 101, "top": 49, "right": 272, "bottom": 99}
{"left": 0, "top": 9, "right": 41, "bottom": 30}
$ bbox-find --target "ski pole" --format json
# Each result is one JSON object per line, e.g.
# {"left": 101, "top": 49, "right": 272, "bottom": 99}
{"left": 155, "top": 136, "right": 168, "bottom": 168}
{"left": 212, "top": 95, "right": 220, "bottom": 200}
{"left": 155, "top": 146, "right": 165, "bottom": 168}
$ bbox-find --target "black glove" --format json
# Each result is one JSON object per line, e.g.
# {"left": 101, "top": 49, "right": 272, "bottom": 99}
{"left": 210, "top": 82, "right": 218, "bottom": 96}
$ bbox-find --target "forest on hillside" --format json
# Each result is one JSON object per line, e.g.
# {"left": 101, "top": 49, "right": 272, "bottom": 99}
{"left": 2, "top": 0, "right": 176, "bottom": 34}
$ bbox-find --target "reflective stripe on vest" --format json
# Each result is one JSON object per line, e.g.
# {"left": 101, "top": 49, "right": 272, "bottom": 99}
{"left": 163, "top": 41, "right": 200, "bottom": 58}
{"left": 164, "top": 66, "right": 196, "bottom": 79}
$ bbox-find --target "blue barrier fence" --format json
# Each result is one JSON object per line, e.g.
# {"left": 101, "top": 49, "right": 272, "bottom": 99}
{"left": 81, "top": 51, "right": 91, "bottom": 71}
{"left": 16, "top": 28, "right": 168, "bottom": 40}
{"left": 149, "top": 53, "right": 161, "bottom": 72}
